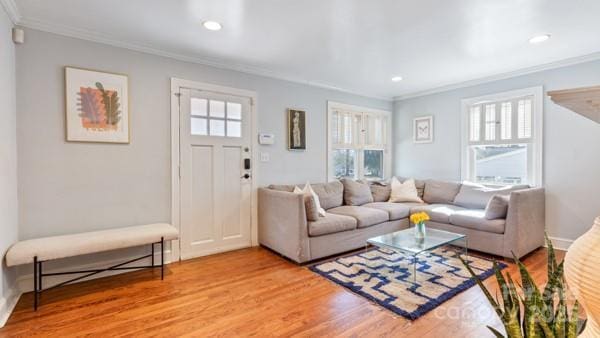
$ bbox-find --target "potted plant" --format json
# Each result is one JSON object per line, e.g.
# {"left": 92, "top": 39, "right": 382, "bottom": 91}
{"left": 461, "top": 235, "right": 586, "bottom": 337}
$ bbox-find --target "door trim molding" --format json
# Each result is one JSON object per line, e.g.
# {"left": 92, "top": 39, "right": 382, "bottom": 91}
{"left": 170, "top": 78, "right": 259, "bottom": 261}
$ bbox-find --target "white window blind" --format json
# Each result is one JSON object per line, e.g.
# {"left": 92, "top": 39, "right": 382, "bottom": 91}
{"left": 328, "top": 104, "right": 390, "bottom": 181}
{"left": 468, "top": 95, "right": 534, "bottom": 146}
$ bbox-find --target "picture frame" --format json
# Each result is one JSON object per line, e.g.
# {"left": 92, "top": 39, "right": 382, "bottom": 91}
{"left": 413, "top": 115, "right": 433, "bottom": 143}
{"left": 65, "top": 66, "right": 130, "bottom": 143}
{"left": 288, "top": 108, "right": 306, "bottom": 150}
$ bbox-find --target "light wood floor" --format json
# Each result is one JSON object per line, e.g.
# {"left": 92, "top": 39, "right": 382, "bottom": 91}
{"left": 0, "top": 246, "right": 562, "bottom": 337}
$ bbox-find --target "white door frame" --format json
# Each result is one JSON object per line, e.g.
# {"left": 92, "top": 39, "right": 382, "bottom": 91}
{"left": 170, "top": 78, "right": 259, "bottom": 261}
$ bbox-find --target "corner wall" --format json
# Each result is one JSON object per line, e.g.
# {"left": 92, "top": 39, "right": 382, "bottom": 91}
{"left": 0, "top": 7, "right": 20, "bottom": 327}
{"left": 393, "top": 59, "right": 600, "bottom": 248}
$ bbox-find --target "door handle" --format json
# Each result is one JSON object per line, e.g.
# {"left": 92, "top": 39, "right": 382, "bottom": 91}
{"left": 241, "top": 173, "right": 251, "bottom": 179}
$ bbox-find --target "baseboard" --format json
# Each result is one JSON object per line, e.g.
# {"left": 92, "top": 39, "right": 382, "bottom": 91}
{"left": 0, "top": 286, "right": 22, "bottom": 328}
{"left": 17, "top": 250, "right": 173, "bottom": 293}
{"left": 547, "top": 236, "right": 574, "bottom": 251}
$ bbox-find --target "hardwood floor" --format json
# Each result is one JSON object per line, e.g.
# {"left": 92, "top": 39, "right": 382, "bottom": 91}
{"left": 0, "top": 246, "right": 563, "bottom": 337}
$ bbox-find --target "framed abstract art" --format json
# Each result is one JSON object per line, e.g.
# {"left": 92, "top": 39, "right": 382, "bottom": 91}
{"left": 65, "top": 67, "right": 129, "bottom": 143}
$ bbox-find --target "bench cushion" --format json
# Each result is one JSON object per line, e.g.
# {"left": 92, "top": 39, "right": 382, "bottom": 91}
{"left": 5, "top": 223, "right": 179, "bottom": 267}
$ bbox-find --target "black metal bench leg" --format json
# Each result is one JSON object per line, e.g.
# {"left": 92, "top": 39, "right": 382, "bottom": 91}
{"left": 33, "top": 256, "right": 38, "bottom": 311}
{"left": 161, "top": 237, "right": 164, "bottom": 280}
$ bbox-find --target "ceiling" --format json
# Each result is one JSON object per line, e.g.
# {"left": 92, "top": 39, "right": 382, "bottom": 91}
{"left": 9, "top": 0, "right": 600, "bottom": 100}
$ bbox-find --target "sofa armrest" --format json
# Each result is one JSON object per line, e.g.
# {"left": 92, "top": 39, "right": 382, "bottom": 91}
{"left": 503, "top": 187, "right": 545, "bottom": 258}
{"left": 258, "top": 188, "right": 310, "bottom": 263}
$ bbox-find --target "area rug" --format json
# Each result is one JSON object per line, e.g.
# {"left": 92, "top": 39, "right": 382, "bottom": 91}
{"left": 309, "top": 247, "right": 506, "bottom": 320}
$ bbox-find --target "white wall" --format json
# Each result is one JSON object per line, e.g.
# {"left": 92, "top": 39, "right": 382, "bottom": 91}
{"left": 15, "top": 28, "right": 390, "bottom": 268}
{"left": 0, "top": 8, "right": 19, "bottom": 326}
{"left": 394, "top": 59, "right": 600, "bottom": 245}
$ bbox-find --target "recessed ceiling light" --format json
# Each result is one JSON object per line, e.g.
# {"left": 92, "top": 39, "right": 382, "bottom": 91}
{"left": 391, "top": 76, "right": 403, "bottom": 82}
{"left": 203, "top": 21, "right": 222, "bottom": 31}
{"left": 529, "top": 34, "right": 550, "bottom": 44}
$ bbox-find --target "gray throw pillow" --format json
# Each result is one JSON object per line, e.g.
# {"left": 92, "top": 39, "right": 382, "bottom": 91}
{"left": 423, "top": 179, "right": 462, "bottom": 204}
{"left": 485, "top": 195, "right": 510, "bottom": 220}
{"left": 304, "top": 194, "right": 320, "bottom": 221}
{"left": 341, "top": 179, "right": 374, "bottom": 206}
{"left": 358, "top": 180, "right": 391, "bottom": 202}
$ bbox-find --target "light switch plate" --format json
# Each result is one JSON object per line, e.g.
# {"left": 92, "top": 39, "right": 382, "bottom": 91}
{"left": 260, "top": 152, "right": 270, "bottom": 162}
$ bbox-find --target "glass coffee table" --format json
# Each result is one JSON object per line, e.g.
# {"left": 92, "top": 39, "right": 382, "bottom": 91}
{"left": 367, "top": 228, "right": 468, "bottom": 282}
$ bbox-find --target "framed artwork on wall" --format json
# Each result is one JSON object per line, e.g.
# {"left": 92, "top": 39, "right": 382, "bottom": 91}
{"left": 65, "top": 67, "right": 129, "bottom": 143}
{"left": 288, "top": 108, "right": 306, "bottom": 150}
{"left": 413, "top": 115, "right": 433, "bottom": 143}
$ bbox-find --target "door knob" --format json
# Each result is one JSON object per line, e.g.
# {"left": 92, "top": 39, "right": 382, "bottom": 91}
{"left": 241, "top": 173, "right": 251, "bottom": 179}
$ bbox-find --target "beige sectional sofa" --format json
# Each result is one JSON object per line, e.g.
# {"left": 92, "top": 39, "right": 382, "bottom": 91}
{"left": 258, "top": 178, "right": 545, "bottom": 264}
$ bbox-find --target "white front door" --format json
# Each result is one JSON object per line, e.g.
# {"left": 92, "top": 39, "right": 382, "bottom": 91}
{"left": 179, "top": 88, "right": 253, "bottom": 260}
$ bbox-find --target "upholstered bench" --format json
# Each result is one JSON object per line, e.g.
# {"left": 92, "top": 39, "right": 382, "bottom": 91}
{"left": 5, "top": 223, "right": 179, "bottom": 310}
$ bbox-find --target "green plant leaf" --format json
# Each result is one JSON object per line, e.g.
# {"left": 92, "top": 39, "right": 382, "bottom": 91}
{"left": 487, "top": 326, "right": 507, "bottom": 338}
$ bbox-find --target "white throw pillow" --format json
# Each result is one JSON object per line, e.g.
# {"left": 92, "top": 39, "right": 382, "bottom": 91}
{"left": 294, "top": 183, "right": 326, "bottom": 217}
{"left": 388, "top": 177, "right": 423, "bottom": 203}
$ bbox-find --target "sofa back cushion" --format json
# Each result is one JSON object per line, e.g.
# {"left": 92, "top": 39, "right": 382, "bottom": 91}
{"left": 312, "top": 181, "right": 344, "bottom": 210}
{"left": 453, "top": 182, "right": 530, "bottom": 209}
{"left": 341, "top": 179, "right": 373, "bottom": 206}
{"left": 358, "top": 180, "right": 391, "bottom": 202}
{"left": 423, "top": 180, "right": 462, "bottom": 204}
{"left": 268, "top": 184, "right": 295, "bottom": 192}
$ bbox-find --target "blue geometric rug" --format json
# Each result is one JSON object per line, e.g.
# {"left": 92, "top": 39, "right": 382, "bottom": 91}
{"left": 309, "top": 247, "right": 506, "bottom": 320}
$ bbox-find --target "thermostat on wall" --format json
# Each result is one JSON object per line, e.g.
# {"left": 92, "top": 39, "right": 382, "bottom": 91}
{"left": 258, "top": 133, "right": 275, "bottom": 145}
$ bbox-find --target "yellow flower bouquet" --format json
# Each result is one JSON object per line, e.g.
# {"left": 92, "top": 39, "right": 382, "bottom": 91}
{"left": 410, "top": 212, "right": 430, "bottom": 225}
{"left": 410, "top": 211, "right": 430, "bottom": 240}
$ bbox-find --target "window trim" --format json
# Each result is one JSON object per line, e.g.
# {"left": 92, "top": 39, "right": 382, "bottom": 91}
{"left": 460, "top": 86, "right": 544, "bottom": 187}
{"left": 326, "top": 101, "right": 392, "bottom": 182}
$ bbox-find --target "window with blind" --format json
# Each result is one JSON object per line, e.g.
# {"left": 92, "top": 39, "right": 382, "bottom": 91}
{"left": 327, "top": 102, "right": 391, "bottom": 181}
{"left": 461, "top": 87, "right": 543, "bottom": 186}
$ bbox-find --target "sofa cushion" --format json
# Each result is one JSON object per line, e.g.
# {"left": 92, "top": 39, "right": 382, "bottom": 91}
{"left": 362, "top": 202, "right": 410, "bottom": 221}
{"left": 293, "top": 186, "right": 320, "bottom": 221}
{"left": 410, "top": 204, "right": 466, "bottom": 223}
{"left": 341, "top": 179, "right": 374, "bottom": 206}
{"left": 364, "top": 181, "right": 391, "bottom": 202}
{"left": 449, "top": 210, "right": 506, "bottom": 234}
{"left": 308, "top": 213, "right": 357, "bottom": 237}
{"left": 485, "top": 195, "right": 510, "bottom": 220}
{"left": 423, "top": 180, "right": 462, "bottom": 204}
{"left": 388, "top": 177, "right": 423, "bottom": 203}
{"left": 312, "top": 181, "right": 344, "bottom": 210}
{"left": 328, "top": 206, "right": 389, "bottom": 228}
{"left": 453, "top": 182, "right": 529, "bottom": 209}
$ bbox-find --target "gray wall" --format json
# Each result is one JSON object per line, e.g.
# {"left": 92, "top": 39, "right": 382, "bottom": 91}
{"left": 0, "top": 8, "right": 18, "bottom": 320}
{"left": 394, "top": 59, "right": 600, "bottom": 243}
{"left": 16, "top": 28, "right": 391, "bottom": 242}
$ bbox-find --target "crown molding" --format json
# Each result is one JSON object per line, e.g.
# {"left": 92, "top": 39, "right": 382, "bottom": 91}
{"left": 17, "top": 16, "right": 392, "bottom": 102}
{"left": 0, "top": 0, "right": 21, "bottom": 24}
{"left": 394, "top": 51, "right": 600, "bottom": 101}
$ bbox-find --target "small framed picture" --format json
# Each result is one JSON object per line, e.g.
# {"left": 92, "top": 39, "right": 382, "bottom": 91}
{"left": 288, "top": 109, "right": 306, "bottom": 150}
{"left": 65, "top": 67, "right": 129, "bottom": 143}
{"left": 413, "top": 115, "right": 433, "bottom": 143}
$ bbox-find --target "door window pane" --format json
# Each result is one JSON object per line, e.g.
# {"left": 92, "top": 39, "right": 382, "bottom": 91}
{"left": 473, "top": 144, "right": 527, "bottom": 185}
{"left": 191, "top": 117, "right": 208, "bottom": 135}
{"left": 191, "top": 98, "right": 207, "bottom": 116}
{"left": 364, "top": 150, "right": 384, "bottom": 179}
{"left": 210, "top": 119, "right": 225, "bottom": 136}
{"left": 227, "top": 120, "right": 241, "bottom": 138}
{"left": 209, "top": 100, "right": 225, "bottom": 118}
{"left": 333, "top": 149, "right": 355, "bottom": 178}
{"left": 227, "top": 102, "right": 242, "bottom": 120}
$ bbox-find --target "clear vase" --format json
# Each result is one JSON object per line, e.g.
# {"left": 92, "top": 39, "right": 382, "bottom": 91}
{"left": 415, "top": 222, "right": 426, "bottom": 239}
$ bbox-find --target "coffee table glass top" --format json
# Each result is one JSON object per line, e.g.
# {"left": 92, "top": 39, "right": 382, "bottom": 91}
{"left": 367, "top": 227, "right": 466, "bottom": 255}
